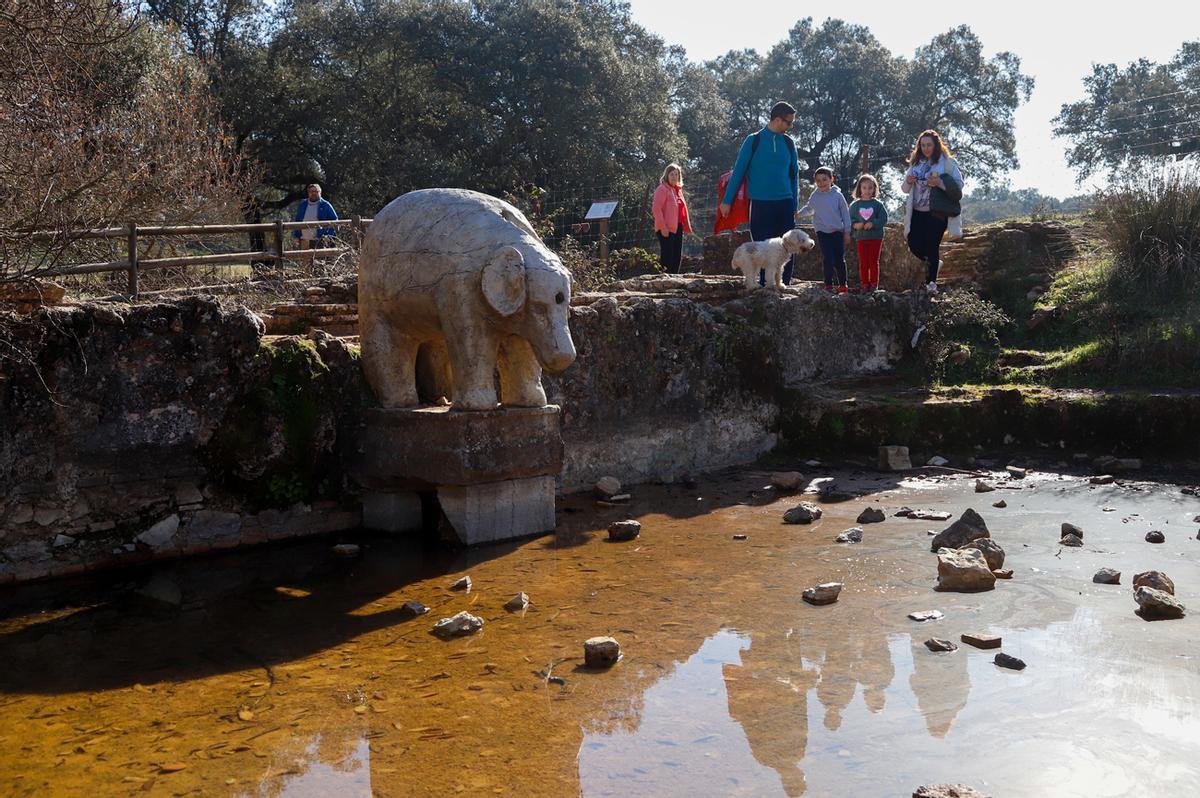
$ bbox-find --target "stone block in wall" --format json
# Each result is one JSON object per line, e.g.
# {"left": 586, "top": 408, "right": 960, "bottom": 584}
{"left": 438, "top": 476, "right": 556, "bottom": 545}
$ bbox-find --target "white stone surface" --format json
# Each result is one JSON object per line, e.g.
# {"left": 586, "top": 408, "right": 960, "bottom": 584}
{"left": 359, "top": 189, "right": 577, "bottom": 411}
{"left": 437, "top": 475, "right": 556, "bottom": 545}
{"left": 137, "top": 514, "right": 180, "bottom": 551}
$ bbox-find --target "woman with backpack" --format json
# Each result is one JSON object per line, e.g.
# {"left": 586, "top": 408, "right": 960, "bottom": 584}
{"left": 901, "top": 129, "right": 963, "bottom": 293}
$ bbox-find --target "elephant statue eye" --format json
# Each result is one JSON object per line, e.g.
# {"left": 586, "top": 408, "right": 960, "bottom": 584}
{"left": 555, "top": 292, "right": 565, "bottom": 304}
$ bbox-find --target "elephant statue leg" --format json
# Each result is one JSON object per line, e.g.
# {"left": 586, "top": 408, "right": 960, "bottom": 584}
{"left": 444, "top": 327, "right": 500, "bottom": 411}
{"left": 360, "top": 303, "right": 420, "bottom": 408}
{"left": 498, "top": 335, "right": 547, "bottom": 407}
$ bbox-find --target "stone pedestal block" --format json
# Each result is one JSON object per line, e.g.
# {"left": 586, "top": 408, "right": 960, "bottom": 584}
{"left": 354, "top": 405, "right": 564, "bottom": 545}
{"left": 355, "top": 405, "right": 564, "bottom": 489}
{"left": 438, "top": 476, "right": 556, "bottom": 545}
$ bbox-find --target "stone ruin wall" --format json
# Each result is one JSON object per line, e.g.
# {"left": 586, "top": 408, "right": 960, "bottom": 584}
{"left": 0, "top": 279, "right": 927, "bottom": 583}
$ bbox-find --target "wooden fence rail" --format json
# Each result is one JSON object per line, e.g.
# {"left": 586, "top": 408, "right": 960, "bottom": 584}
{"left": 26, "top": 217, "right": 372, "bottom": 297}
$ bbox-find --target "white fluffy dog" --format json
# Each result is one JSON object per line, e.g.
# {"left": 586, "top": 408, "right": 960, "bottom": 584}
{"left": 731, "top": 228, "right": 815, "bottom": 290}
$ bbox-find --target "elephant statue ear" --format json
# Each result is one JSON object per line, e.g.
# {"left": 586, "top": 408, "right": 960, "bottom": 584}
{"left": 482, "top": 245, "right": 527, "bottom": 316}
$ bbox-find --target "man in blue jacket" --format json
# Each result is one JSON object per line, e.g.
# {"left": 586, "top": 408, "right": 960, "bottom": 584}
{"left": 293, "top": 183, "right": 338, "bottom": 249}
{"left": 718, "top": 102, "right": 800, "bottom": 285}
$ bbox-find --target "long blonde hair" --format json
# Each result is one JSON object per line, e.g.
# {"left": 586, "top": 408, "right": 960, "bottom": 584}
{"left": 660, "top": 163, "right": 682, "bottom": 185}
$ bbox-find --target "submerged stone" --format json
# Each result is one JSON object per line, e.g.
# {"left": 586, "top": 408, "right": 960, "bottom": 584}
{"left": 992, "top": 500, "right": 1007, "bottom": 508}
{"left": 802, "top": 582, "right": 843, "bottom": 605}
{"left": 398, "top": 600, "right": 429, "bottom": 618}
{"left": 856, "top": 507, "right": 885, "bottom": 524}
{"left": 1006, "top": 465, "right": 1026, "bottom": 479}
{"left": 878, "top": 445, "right": 912, "bottom": 471}
{"left": 936, "top": 548, "right": 996, "bottom": 592}
{"left": 1090, "top": 474, "right": 1115, "bottom": 485}
{"left": 913, "top": 784, "right": 992, "bottom": 798}
{"left": 1059, "top": 534, "right": 1083, "bottom": 547}
{"left": 1132, "top": 570, "right": 1174, "bottom": 595}
{"left": 770, "top": 471, "right": 804, "bottom": 491}
{"left": 583, "top": 636, "right": 621, "bottom": 667}
{"left": 961, "top": 537, "right": 1005, "bottom": 570}
{"left": 924, "top": 638, "right": 958, "bottom": 652}
{"left": 783, "top": 502, "right": 823, "bottom": 525}
{"left": 836, "top": 527, "right": 864, "bottom": 543}
{"left": 961, "top": 632, "right": 1002, "bottom": 649}
{"left": 594, "top": 476, "right": 621, "bottom": 498}
{"left": 1145, "top": 530, "right": 1165, "bottom": 544}
{"left": 451, "top": 575, "right": 472, "bottom": 591}
{"left": 1061, "top": 522, "right": 1084, "bottom": 539}
{"left": 974, "top": 480, "right": 995, "bottom": 493}
{"left": 504, "top": 592, "right": 530, "bottom": 612}
{"left": 929, "top": 508, "right": 989, "bottom": 552}
{"left": 1135, "top": 587, "right": 1185, "bottom": 620}
{"left": 432, "top": 611, "right": 484, "bottom": 638}
{"left": 608, "top": 520, "right": 641, "bottom": 541}
{"left": 995, "top": 652, "right": 1027, "bottom": 670}
{"left": 908, "top": 610, "right": 944, "bottom": 622}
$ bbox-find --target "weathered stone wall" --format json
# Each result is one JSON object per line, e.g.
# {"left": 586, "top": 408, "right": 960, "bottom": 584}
{"left": 1, "top": 280, "right": 928, "bottom": 581}
{"left": 546, "top": 276, "right": 928, "bottom": 489}
{"left": 0, "top": 299, "right": 366, "bottom": 583}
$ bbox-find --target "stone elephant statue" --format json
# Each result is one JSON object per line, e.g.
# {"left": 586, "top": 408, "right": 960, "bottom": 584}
{"left": 359, "top": 188, "right": 577, "bottom": 411}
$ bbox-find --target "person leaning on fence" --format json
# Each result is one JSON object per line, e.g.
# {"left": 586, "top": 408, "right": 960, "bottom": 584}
{"left": 718, "top": 101, "right": 800, "bottom": 286}
{"left": 293, "top": 183, "right": 338, "bottom": 249}
{"left": 652, "top": 163, "right": 692, "bottom": 274}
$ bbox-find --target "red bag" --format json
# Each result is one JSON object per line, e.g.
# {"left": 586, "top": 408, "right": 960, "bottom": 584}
{"left": 714, "top": 170, "right": 750, "bottom": 234}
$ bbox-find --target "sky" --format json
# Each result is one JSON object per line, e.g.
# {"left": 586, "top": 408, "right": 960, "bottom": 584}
{"left": 626, "top": 0, "right": 1197, "bottom": 199}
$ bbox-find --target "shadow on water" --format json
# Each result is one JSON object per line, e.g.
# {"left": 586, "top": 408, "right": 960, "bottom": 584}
{"left": 0, "top": 531, "right": 533, "bottom": 696}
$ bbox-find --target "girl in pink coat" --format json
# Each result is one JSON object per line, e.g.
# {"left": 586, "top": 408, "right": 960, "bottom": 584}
{"left": 652, "top": 163, "right": 692, "bottom": 274}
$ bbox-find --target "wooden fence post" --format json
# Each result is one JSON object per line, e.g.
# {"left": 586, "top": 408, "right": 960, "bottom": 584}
{"left": 127, "top": 221, "right": 139, "bottom": 297}
{"left": 352, "top": 214, "right": 363, "bottom": 252}
{"left": 274, "top": 219, "right": 286, "bottom": 267}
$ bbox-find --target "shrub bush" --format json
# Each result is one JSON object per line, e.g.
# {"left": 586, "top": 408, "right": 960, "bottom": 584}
{"left": 1096, "top": 166, "right": 1200, "bottom": 300}
{"left": 919, "top": 290, "right": 1012, "bottom": 384}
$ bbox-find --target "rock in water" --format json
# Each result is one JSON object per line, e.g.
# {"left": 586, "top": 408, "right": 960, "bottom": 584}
{"left": 856, "top": 507, "right": 885, "bottom": 524}
{"left": 451, "top": 575, "right": 472, "bottom": 591}
{"left": 974, "top": 480, "right": 995, "bottom": 493}
{"left": 594, "top": 476, "right": 621, "bottom": 498}
{"left": 908, "top": 509, "right": 952, "bottom": 521}
{"left": 1145, "top": 530, "right": 1165, "bottom": 544}
{"left": 1090, "top": 474, "right": 1115, "bottom": 485}
{"left": 992, "top": 568, "right": 1013, "bottom": 579}
{"left": 927, "top": 456, "right": 949, "bottom": 467}
{"left": 432, "top": 611, "right": 484, "bottom": 638}
{"left": 1132, "top": 571, "right": 1174, "bottom": 595}
{"left": 1006, "top": 465, "right": 1026, "bottom": 479}
{"left": 1061, "top": 522, "right": 1084, "bottom": 539}
{"left": 783, "top": 502, "right": 823, "bottom": 525}
{"left": 770, "top": 471, "right": 804, "bottom": 491}
{"left": 913, "top": 785, "right": 992, "bottom": 798}
{"left": 924, "top": 638, "right": 958, "bottom": 652}
{"left": 961, "top": 538, "right": 1006, "bottom": 570}
{"left": 929, "top": 508, "right": 990, "bottom": 552}
{"left": 935, "top": 548, "right": 996, "bottom": 592}
{"left": 607, "top": 520, "right": 641, "bottom": 541}
{"left": 136, "top": 574, "right": 183, "bottom": 607}
{"left": 995, "top": 653, "right": 1027, "bottom": 670}
{"left": 878, "top": 445, "right": 912, "bottom": 471}
{"left": 836, "top": 527, "right": 864, "bottom": 543}
{"left": 992, "top": 500, "right": 1007, "bottom": 508}
{"left": 331, "top": 543, "right": 361, "bottom": 559}
{"left": 504, "top": 592, "right": 530, "bottom": 612}
{"left": 732, "top": 533, "right": 748, "bottom": 541}
{"left": 908, "top": 610, "right": 944, "bottom": 622}
{"left": 398, "top": 600, "right": 429, "bottom": 618}
{"left": 960, "top": 632, "right": 1002, "bottom": 649}
{"left": 802, "top": 582, "right": 843, "bottom": 605}
{"left": 583, "top": 636, "right": 621, "bottom": 667}
{"left": 1135, "top": 587, "right": 1186, "bottom": 619}
{"left": 1059, "top": 534, "right": 1083, "bottom": 547}
{"left": 1093, "top": 568, "right": 1121, "bottom": 585}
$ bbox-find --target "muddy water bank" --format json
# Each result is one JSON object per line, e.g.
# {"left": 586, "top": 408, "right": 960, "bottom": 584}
{"left": 1, "top": 466, "right": 1197, "bottom": 796}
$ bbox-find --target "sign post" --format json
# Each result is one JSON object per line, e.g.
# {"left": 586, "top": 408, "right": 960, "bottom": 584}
{"left": 584, "top": 200, "right": 619, "bottom": 267}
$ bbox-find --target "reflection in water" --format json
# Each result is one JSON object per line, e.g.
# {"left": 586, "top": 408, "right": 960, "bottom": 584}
{"left": 578, "top": 630, "right": 787, "bottom": 797}
{"left": 241, "top": 734, "right": 371, "bottom": 798}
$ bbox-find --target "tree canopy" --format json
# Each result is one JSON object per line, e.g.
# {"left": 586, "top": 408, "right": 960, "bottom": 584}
{"left": 1053, "top": 41, "right": 1200, "bottom": 181}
